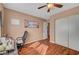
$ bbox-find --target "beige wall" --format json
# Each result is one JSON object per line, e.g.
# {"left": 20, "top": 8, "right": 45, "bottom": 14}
{"left": 49, "top": 6, "right": 79, "bottom": 43}
{"left": 0, "top": 4, "right": 2, "bottom": 11}
{"left": 0, "top": 4, "right": 4, "bottom": 37}
{"left": 3, "top": 8, "right": 46, "bottom": 44}
{"left": 0, "top": 4, "right": 2, "bottom": 37}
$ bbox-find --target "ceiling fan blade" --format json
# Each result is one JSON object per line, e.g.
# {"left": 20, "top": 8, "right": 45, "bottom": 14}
{"left": 38, "top": 5, "right": 47, "bottom": 9}
{"left": 47, "top": 8, "right": 50, "bottom": 12}
{"left": 54, "top": 3, "right": 63, "bottom": 8}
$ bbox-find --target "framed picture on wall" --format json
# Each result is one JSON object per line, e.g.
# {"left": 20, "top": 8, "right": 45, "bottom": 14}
{"left": 24, "top": 20, "right": 39, "bottom": 28}
{"left": 10, "top": 18, "right": 20, "bottom": 26}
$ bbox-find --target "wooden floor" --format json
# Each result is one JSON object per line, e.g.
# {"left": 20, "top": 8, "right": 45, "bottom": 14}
{"left": 19, "top": 39, "right": 79, "bottom": 55}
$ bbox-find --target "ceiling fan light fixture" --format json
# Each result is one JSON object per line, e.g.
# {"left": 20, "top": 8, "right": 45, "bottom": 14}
{"left": 47, "top": 3, "right": 54, "bottom": 9}
{"left": 37, "top": 3, "right": 63, "bottom": 12}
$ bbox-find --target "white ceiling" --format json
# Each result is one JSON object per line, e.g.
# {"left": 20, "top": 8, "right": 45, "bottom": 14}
{"left": 3, "top": 3, "right": 79, "bottom": 20}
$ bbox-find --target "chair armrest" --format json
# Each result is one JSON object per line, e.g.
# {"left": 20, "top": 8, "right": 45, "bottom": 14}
{"left": 16, "top": 37, "right": 23, "bottom": 44}
{"left": 16, "top": 37, "right": 22, "bottom": 40}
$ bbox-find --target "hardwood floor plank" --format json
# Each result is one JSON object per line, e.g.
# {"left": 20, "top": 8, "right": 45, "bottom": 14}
{"left": 19, "top": 39, "right": 79, "bottom": 55}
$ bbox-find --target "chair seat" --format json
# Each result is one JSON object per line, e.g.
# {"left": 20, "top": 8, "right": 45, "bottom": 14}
{"left": 0, "top": 51, "right": 6, "bottom": 55}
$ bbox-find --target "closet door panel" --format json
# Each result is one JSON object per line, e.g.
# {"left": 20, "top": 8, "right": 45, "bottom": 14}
{"left": 0, "top": 12, "right": 2, "bottom": 37}
{"left": 55, "top": 18, "right": 68, "bottom": 47}
{"left": 69, "top": 15, "right": 79, "bottom": 51}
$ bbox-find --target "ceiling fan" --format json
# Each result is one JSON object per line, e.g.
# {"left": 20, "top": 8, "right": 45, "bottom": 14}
{"left": 38, "top": 3, "right": 63, "bottom": 12}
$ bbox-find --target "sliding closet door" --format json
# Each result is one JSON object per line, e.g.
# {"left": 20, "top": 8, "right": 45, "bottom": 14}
{"left": 0, "top": 12, "right": 2, "bottom": 37}
{"left": 55, "top": 18, "right": 68, "bottom": 47}
{"left": 69, "top": 15, "right": 79, "bottom": 51}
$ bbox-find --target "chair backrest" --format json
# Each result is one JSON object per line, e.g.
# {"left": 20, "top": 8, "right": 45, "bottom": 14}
{"left": 22, "top": 31, "right": 28, "bottom": 44}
